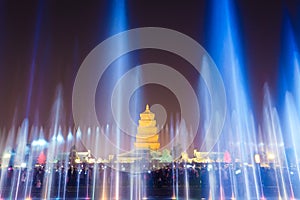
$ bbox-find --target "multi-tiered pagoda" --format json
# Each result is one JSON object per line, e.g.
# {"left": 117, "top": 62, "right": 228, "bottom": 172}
{"left": 117, "top": 104, "right": 161, "bottom": 164}
{"left": 134, "top": 104, "right": 160, "bottom": 150}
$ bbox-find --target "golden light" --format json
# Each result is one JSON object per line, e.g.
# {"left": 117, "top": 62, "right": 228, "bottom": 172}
{"left": 254, "top": 154, "right": 261, "bottom": 164}
{"left": 267, "top": 153, "right": 275, "bottom": 160}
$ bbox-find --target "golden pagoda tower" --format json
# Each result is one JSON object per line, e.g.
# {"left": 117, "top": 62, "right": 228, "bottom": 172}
{"left": 134, "top": 104, "right": 160, "bottom": 150}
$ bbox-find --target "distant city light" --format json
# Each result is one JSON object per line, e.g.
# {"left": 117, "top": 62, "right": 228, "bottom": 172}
{"left": 207, "top": 164, "right": 213, "bottom": 171}
{"left": 254, "top": 154, "right": 261, "bottom": 164}
{"left": 21, "top": 162, "right": 27, "bottom": 168}
{"left": 267, "top": 153, "right": 275, "bottom": 160}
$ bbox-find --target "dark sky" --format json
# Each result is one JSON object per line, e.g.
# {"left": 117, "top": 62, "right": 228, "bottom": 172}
{"left": 0, "top": 0, "right": 299, "bottom": 131}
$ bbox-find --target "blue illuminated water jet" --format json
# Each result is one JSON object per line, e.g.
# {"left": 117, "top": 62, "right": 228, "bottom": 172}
{"left": 25, "top": 1, "right": 45, "bottom": 118}
{"left": 1, "top": 2, "right": 300, "bottom": 200}
{"left": 206, "top": 0, "right": 260, "bottom": 198}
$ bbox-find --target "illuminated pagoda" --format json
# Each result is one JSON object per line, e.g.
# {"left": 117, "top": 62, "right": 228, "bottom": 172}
{"left": 134, "top": 104, "right": 160, "bottom": 150}
{"left": 117, "top": 104, "right": 161, "bottom": 163}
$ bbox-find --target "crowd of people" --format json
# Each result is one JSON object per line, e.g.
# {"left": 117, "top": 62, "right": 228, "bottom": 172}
{"left": 0, "top": 162, "right": 300, "bottom": 198}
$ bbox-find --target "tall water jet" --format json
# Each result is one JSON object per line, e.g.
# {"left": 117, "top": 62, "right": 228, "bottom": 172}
{"left": 207, "top": 0, "right": 260, "bottom": 198}
{"left": 277, "top": 13, "right": 300, "bottom": 199}
{"left": 42, "top": 85, "right": 64, "bottom": 199}
{"left": 12, "top": 119, "right": 29, "bottom": 200}
{"left": 263, "top": 85, "right": 290, "bottom": 198}
{"left": 25, "top": 0, "right": 44, "bottom": 117}
{"left": 0, "top": 126, "right": 16, "bottom": 199}
{"left": 2, "top": 2, "right": 300, "bottom": 199}
{"left": 103, "top": 2, "right": 130, "bottom": 198}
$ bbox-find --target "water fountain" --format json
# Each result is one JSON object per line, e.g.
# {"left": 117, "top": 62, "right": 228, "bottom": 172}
{"left": 1, "top": 1, "right": 300, "bottom": 200}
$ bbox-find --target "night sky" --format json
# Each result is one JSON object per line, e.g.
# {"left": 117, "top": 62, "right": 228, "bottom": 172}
{"left": 0, "top": 0, "right": 299, "bottom": 133}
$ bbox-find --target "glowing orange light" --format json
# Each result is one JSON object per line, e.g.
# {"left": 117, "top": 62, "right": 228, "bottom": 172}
{"left": 254, "top": 154, "right": 261, "bottom": 163}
